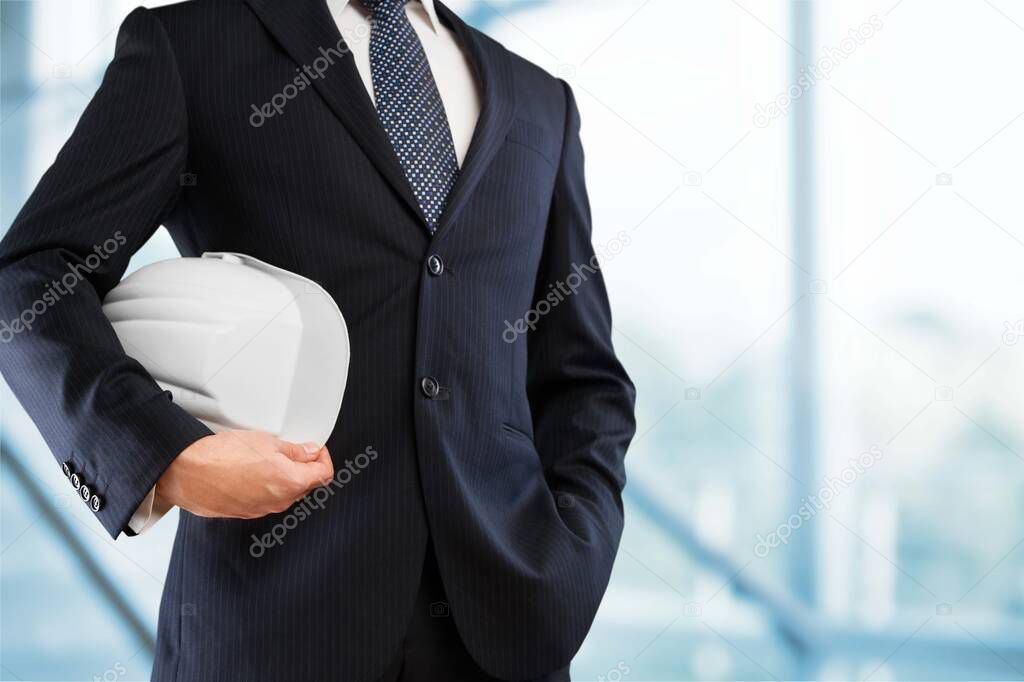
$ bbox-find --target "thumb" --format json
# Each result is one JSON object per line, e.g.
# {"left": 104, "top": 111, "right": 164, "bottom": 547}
{"left": 302, "top": 447, "right": 335, "bottom": 492}
{"left": 278, "top": 440, "right": 323, "bottom": 462}
{"left": 313, "top": 445, "right": 334, "bottom": 482}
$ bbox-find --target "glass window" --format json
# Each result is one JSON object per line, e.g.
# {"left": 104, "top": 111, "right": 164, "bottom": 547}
{"left": 3, "top": 1, "right": 1023, "bottom": 679}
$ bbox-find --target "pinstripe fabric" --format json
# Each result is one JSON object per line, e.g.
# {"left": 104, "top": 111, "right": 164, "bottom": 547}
{"left": 0, "top": 1, "right": 636, "bottom": 680}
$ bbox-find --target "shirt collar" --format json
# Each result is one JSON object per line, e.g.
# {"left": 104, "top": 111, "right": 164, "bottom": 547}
{"left": 338, "top": 0, "right": 440, "bottom": 34}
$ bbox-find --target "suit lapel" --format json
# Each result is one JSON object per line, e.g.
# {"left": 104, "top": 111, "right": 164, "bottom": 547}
{"left": 244, "top": 0, "right": 517, "bottom": 240}
{"left": 244, "top": 0, "right": 427, "bottom": 226}
{"left": 433, "top": 1, "right": 517, "bottom": 242}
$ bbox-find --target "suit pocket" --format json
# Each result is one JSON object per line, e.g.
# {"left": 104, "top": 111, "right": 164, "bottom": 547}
{"left": 501, "top": 422, "right": 535, "bottom": 443}
{"left": 500, "top": 424, "right": 595, "bottom": 544}
{"left": 505, "top": 118, "right": 557, "bottom": 167}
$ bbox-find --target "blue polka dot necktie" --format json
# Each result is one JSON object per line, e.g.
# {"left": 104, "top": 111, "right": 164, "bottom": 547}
{"left": 359, "top": 0, "right": 460, "bottom": 233}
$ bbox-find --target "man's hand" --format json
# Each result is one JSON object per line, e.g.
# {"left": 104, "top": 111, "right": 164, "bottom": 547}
{"left": 155, "top": 430, "right": 334, "bottom": 519}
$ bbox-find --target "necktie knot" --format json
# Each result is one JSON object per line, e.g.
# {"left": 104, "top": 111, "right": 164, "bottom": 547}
{"left": 358, "top": 0, "right": 408, "bottom": 16}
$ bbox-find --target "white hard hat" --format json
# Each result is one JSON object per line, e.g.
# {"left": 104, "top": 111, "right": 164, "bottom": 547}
{"left": 102, "top": 252, "right": 349, "bottom": 444}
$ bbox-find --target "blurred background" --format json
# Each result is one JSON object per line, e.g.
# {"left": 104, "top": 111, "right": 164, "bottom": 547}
{"left": 2, "top": 0, "right": 1023, "bottom": 679}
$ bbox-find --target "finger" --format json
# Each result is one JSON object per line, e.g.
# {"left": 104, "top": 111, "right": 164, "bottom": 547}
{"left": 292, "top": 455, "right": 335, "bottom": 500}
{"left": 313, "top": 446, "right": 334, "bottom": 482}
{"left": 279, "top": 456, "right": 325, "bottom": 495}
{"left": 277, "top": 440, "right": 323, "bottom": 462}
{"left": 300, "top": 459, "right": 334, "bottom": 492}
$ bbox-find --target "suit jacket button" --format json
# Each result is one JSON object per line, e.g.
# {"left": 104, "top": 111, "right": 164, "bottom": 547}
{"left": 62, "top": 461, "right": 73, "bottom": 478}
{"left": 80, "top": 484, "right": 91, "bottom": 501}
{"left": 90, "top": 494, "right": 103, "bottom": 512}
{"left": 420, "top": 376, "right": 440, "bottom": 398}
{"left": 70, "top": 473, "right": 82, "bottom": 490}
{"left": 427, "top": 255, "right": 444, "bottom": 276}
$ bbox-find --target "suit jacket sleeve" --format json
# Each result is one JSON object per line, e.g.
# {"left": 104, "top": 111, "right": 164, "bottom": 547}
{"left": 527, "top": 80, "right": 637, "bottom": 548}
{"left": 0, "top": 7, "right": 212, "bottom": 539}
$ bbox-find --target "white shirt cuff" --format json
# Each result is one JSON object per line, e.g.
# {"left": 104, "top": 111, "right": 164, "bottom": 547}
{"left": 127, "top": 485, "right": 171, "bottom": 534}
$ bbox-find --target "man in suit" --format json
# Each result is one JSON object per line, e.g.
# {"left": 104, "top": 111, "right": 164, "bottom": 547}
{"left": 0, "top": 0, "right": 636, "bottom": 680}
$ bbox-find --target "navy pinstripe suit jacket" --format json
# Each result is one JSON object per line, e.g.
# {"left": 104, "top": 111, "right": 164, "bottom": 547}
{"left": 0, "top": 1, "right": 636, "bottom": 679}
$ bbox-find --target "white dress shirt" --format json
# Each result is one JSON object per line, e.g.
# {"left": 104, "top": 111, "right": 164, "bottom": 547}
{"left": 129, "top": 0, "right": 481, "bottom": 534}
